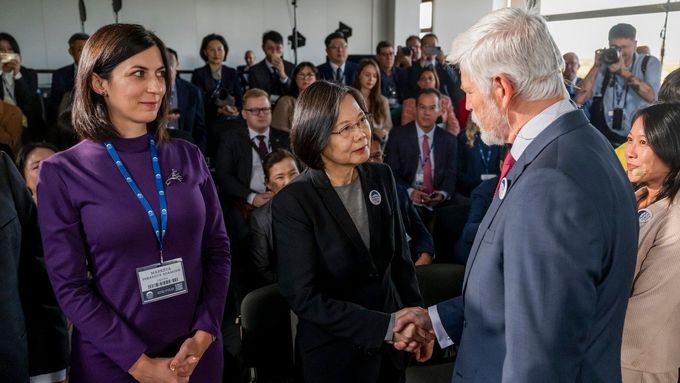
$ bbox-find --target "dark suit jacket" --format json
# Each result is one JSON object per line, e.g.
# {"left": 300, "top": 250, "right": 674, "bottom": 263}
{"left": 317, "top": 60, "right": 358, "bottom": 85}
{"left": 47, "top": 63, "right": 75, "bottom": 124}
{"left": 384, "top": 121, "right": 457, "bottom": 196}
{"left": 175, "top": 77, "right": 207, "bottom": 153}
{"left": 248, "top": 59, "right": 294, "bottom": 96}
{"left": 190, "top": 64, "right": 243, "bottom": 123}
{"left": 454, "top": 176, "right": 496, "bottom": 264}
{"left": 396, "top": 184, "right": 434, "bottom": 261}
{"left": 436, "top": 110, "right": 638, "bottom": 382}
{"left": 272, "top": 163, "right": 422, "bottom": 382}
{"left": 0, "top": 67, "right": 42, "bottom": 136}
{"left": 249, "top": 201, "right": 275, "bottom": 285}
{"left": 0, "top": 152, "right": 69, "bottom": 382}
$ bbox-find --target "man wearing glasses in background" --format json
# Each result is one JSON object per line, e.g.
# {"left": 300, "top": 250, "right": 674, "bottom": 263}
{"left": 317, "top": 32, "right": 357, "bottom": 85}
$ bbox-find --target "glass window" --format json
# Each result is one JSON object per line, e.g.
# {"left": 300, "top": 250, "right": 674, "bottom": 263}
{"left": 420, "top": 1, "right": 433, "bottom": 32}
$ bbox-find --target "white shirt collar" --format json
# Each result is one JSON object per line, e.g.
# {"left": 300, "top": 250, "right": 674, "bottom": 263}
{"left": 329, "top": 62, "right": 346, "bottom": 72}
{"left": 415, "top": 122, "right": 435, "bottom": 142}
{"left": 510, "top": 98, "right": 575, "bottom": 160}
{"left": 248, "top": 126, "right": 270, "bottom": 140}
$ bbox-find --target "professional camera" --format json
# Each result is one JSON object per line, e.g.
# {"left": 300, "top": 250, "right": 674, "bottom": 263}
{"left": 597, "top": 45, "right": 621, "bottom": 66}
{"left": 212, "top": 87, "right": 234, "bottom": 107}
{"left": 399, "top": 46, "right": 412, "bottom": 56}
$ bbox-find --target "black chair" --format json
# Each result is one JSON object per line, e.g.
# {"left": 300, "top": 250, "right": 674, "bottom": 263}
{"left": 432, "top": 199, "right": 471, "bottom": 264}
{"left": 239, "top": 283, "right": 296, "bottom": 383}
{"left": 406, "top": 264, "right": 465, "bottom": 383}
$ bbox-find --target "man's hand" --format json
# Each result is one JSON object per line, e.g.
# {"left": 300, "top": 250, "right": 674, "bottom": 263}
{"left": 410, "top": 190, "right": 430, "bottom": 205}
{"left": 252, "top": 191, "right": 274, "bottom": 208}
{"left": 217, "top": 104, "right": 238, "bottom": 116}
{"left": 414, "top": 339, "right": 435, "bottom": 362}
{"left": 271, "top": 55, "right": 287, "bottom": 81}
{"left": 415, "top": 252, "right": 433, "bottom": 266}
{"left": 168, "top": 112, "right": 181, "bottom": 122}
{"left": 391, "top": 322, "right": 434, "bottom": 353}
{"left": 169, "top": 330, "right": 214, "bottom": 378}
{"left": 128, "top": 354, "right": 189, "bottom": 383}
{"left": 593, "top": 49, "right": 603, "bottom": 68}
{"left": 607, "top": 51, "right": 625, "bottom": 74}
{"left": 425, "top": 191, "right": 444, "bottom": 207}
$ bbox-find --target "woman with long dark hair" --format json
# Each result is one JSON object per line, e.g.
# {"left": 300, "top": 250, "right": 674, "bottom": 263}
{"left": 353, "top": 59, "right": 392, "bottom": 140}
{"left": 37, "top": 24, "right": 230, "bottom": 382}
{"left": 271, "top": 61, "right": 317, "bottom": 132}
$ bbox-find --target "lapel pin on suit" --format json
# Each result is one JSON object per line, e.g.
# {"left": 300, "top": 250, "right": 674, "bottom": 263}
{"left": 369, "top": 190, "right": 382, "bottom": 206}
{"left": 165, "top": 169, "right": 183, "bottom": 187}
{"left": 638, "top": 209, "right": 652, "bottom": 223}
{"left": 498, "top": 178, "right": 509, "bottom": 200}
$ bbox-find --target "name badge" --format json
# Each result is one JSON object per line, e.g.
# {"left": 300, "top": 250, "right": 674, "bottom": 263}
{"left": 481, "top": 174, "right": 496, "bottom": 181}
{"left": 136, "top": 258, "right": 188, "bottom": 304}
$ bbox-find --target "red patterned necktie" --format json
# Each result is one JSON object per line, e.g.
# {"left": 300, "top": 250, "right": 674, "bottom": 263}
{"left": 422, "top": 135, "right": 434, "bottom": 194}
{"left": 256, "top": 135, "right": 268, "bottom": 160}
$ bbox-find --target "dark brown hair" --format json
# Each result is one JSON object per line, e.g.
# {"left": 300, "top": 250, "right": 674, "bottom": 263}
{"left": 659, "top": 68, "right": 680, "bottom": 102}
{"left": 71, "top": 23, "right": 170, "bottom": 142}
{"left": 291, "top": 81, "right": 368, "bottom": 170}
{"left": 290, "top": 62, "right": 318, "bottom": 97}
{"left": 353, "top": 59, "right": 388, "bottom": 126}
{"left": 199, "top": 33, "right": 228, "bottom": 62}
{"left": 263, "top": 148, "right": 297, "bottom": 181}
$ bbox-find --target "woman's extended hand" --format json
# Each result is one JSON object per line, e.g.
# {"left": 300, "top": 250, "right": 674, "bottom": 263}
{"left": 128, "top": 354, "right": 188, "bottom": 383}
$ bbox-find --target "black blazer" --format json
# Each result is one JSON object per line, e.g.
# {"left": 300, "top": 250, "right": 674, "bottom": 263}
{"left": 190, "top": 64, "right": 243, "bottom": 122}
{"left": 248, "top": 59, "right": 294, "bottom": 96}
{"left": 214, "top": 126, "right": 289, "bottom": 202}
{"left": 396, "top": 184, "right": 434, "bottom": 261}
{"left": 317, "top": 60, "right": 358, "bottom": 86}
{"left": 0, "top": 152, "right": 69, "bottom": 382}
{"left": 272, "top": 163, "right": 423, "bottom": 382}
{"left": 47, "top": 64, "right": 75, "bottom": 124}
{"left": 384, "top": 121, "right": 458, "bottom": 196}
{"left": 176, "top": 78, "right": 207, "bottom": 153}
{"left": 249, "top": 201, "right": 275, "bottom": 285}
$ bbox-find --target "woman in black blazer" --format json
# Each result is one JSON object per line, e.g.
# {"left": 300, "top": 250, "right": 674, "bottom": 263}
{"left": 272, "top": 81, "right": 432, "bottom": 383}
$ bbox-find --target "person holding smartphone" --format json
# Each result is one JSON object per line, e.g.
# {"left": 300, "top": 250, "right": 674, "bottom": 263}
{"left": 406, "top": 33, "right": 462, "bottom": 105}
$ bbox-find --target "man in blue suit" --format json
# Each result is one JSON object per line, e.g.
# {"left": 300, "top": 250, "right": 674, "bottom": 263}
{"left": 167, "top": 48, "right": 207, "bottom": 153}
{"left": 47, "top": 33, "right": 88, "bottom": 125}
{"left": 393, "top": 7, "right": 638, "bottom": 382}
{"left": 317, "top": 32, "right": 357, "bottom": 86}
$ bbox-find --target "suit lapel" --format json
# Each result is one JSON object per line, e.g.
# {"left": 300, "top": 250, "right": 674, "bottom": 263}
{"left": 433, "top": 128, "right": 446, "bottom": 188}
{"left": 405, "top": 123, "right": 420, "bottom": 183}
{"left": 462, "top": 110, "right": 590, "bottom": 293}
{"left": 358, "top": 165, "right": 385, "bottom": 270}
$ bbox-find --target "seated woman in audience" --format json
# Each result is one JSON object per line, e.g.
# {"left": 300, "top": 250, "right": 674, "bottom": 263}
{"left": 16, "top": 142, "right": 58, "bottom": 202}
{"left": 37, "top": 24, "right": 230, "bottom": 382}
{"left": 400, "top": 66, "right": 460, "bottom": 135}
{"left": 0, "top": 32, "right": 43, "bottom": 141}
{"left": 273, "top": 81, "right": 432, "bottom": 383}
{"left": 352, "top": 59, "right": 392, "bottom": 140}
{"left": 0, "top": 100, "right": 23, "bottom": 156}
{"left": 456, "top": 120, "right": 501, "bottom": 197}
{"left": 621, "top": 102, "right": 680, "bottom": 383}
{"left": 271, "top": 62, "right": 317, "bottom": 132}
{"left": 249, "top": 149, "right": 300, "bottom": 285}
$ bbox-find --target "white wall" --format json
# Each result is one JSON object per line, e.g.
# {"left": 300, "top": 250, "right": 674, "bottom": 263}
{"left": 0, "top": 0, "right": 390, "bottom": 85}
{"left": 432, "top": 0, "right": 497, "bottom": 54}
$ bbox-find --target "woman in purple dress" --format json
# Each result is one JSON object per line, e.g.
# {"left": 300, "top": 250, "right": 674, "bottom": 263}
{"left": 37, "top": 24, "right": 231, "bottom": 383}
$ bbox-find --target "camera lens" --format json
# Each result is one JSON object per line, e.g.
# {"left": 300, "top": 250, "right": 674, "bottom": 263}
{"left": 601, "top": 46, "right": 621, "bottom": 65}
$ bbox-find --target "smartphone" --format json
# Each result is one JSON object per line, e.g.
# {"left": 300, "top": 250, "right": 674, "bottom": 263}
{"left": 425, "top": 46, "right": 442, "bottom": 57}
{"left": 0, "top": 52, "right": 19, "bottom": 64}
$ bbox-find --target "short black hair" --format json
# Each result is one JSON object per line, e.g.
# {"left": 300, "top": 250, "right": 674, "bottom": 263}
{"left": 0, "top": 32, "right": 21, "bottom": 54}
{"left": 324, "top": 32, "right": 347, "bottom": 48}
{"left": 289, "top": 62, "right": 318, "bottom": 97}
{"left": 16, "top": 142, "right": 59, "bottom": 177}
{"left": 421, "top": 33, "right": 438, "bottom": 43}
{"left": 659, "top": 68, "right": 680, "bottom": 102}
{"left": 68, "top": 33, "right": 90, "bottom": 46}
{"left": 609, "top": 23, "right": 636, "bottom": 40}
{"left": 199, "top": 33, "right": 228, "bottom": 62}
{"left": 263, "top": 148, "right": 297, "bottom": 181}
{"left": 405, "top": 35, "right": 420, "bottom": 45}
{"left": 291, "top": 81, "right": 368, "bottom": 170}
{"left": 262, "top": 30, "right": 284, "bottom": 46}
{"left": 632, "top": 102, "right": 680, "bottom": 203}
{"left": 375, "top": 41, "right": 393, "bottom": 55}
{"left": 416, "top": 87, "right": 442, "bottom": 105}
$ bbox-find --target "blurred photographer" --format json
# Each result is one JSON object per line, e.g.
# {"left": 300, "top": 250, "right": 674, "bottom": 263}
{"left": 576, "top": 23, "right": 660, "bottom": 147}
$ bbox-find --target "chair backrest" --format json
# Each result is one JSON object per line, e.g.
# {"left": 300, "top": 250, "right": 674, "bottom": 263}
{"left": 415, "top": 264, "right": 465, "bottom": 307}
{"left": 240, "top": 283, "right": 295, "bottom": 382}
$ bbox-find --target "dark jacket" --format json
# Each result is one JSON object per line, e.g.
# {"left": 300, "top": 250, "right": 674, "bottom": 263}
{"left": 317, "top": 60, "right": 358, "bottom": 86}
{"left": 175, "top": 77, "right": 207, "bottom": 153}
{"left": 396, "top": 184, "right": 434, "bottom": 261}
{"left": 248, "top": 59, "right": 295, "bottom": 97}
{"left": 272, "top": 162, "right": 423, "bottom": 383}
{"left": 47, "top": 64, "right": 75, "bottom": 124}
{"left": 190, "top": 64, "right": 243, "bottom": 123}
{"left": 249, "top": 201, "right": 275, "bottom": 285}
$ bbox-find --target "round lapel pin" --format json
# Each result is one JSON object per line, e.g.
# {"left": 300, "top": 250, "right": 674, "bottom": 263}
{"left": 498, "top": 178, "right": 509, "bottom": 200}
{"left": 638, "top": 209, "right": 652, "bottom": 223}
{"left": 369, "top": 190, "right": 382, "bottom": 206}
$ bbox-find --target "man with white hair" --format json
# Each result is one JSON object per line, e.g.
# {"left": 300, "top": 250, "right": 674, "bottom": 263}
{"left": 392, "top": 7, "right": 638, "bottom": 382}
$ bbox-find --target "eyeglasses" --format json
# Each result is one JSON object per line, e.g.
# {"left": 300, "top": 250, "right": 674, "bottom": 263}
{"left": 328, "top": 44, "right": 348, "bottom": 50}
{"left": 331, "top": 113, "right": 371, "bottom": 138}
{"left": 296, "top": 73, "right": 316, "bottom": 80}
{"left": 244, "top": 107, "right": 272, "bottom": 115}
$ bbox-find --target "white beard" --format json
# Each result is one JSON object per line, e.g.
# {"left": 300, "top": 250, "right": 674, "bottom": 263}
{"left": 472, "top": 108, "right": 506, "bottom": 146}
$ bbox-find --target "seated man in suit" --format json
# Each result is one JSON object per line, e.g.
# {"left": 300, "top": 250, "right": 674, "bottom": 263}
{"left": 376, "top": 40, "right": 408, "bottom": 109}
{"left": 237, "top": 49, "right": 256, "bottom": 92}
{"left": 248, "top": 31, "right": 294, "bottom": 105}
{"left": 47, "top": 32, "right": 88, "bottom": 125}
{"left": 384, "top": 87, "right": 457, "bottom": 225}
{"left": 166, "top": 48, "right": 207, "bottom": 153}
{"left": 317, "top": 32, "right": 357, "bottom": 86}
{"left": 392, "top": 8, "right": 639, "bottom": 382}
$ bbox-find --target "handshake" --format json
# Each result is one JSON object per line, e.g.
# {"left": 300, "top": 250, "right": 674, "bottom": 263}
{"left": 388, "top": 307, "right": 435, "bottom": 362}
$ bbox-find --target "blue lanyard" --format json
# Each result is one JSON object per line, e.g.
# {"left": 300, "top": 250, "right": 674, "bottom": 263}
{"left": 478, "top": 146, "right": 492, "bottom": 173}
{"left": 104, "top": 135, "right": 168, "bottom": 263}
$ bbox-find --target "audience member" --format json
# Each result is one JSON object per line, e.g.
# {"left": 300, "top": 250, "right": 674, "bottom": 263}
{"left": 317, "top": 32, "right": 357, "bottom": 85}
{"left": 166, "top": 47, "right": 207, "bottom": 152}
{"left": 401, "top": 66, "right": 461, "bottom": 135}
{"left": 575, "top": 23, "right": 661, "bottom": 146}
{"left": 249, "top": 148, "right": 300, "bottom": 286}
{"left": 385, "top": 88, "right": 458, "bottom": 227}
{"left": 393, "top": 8, "right": 638, "bottom": 382}
{"left": 0, "top": 32, "right": 43, "bottom": 141}
{"left": 38, "top": 24, "right": 230, "bottom": 382}
{"left": 407, "top": 33, "right": 462, "bottom": 103}
{"left": 0, "top": 99, "right": 23, "bottom": 156}
{"left": 395, "top": 35, "right": 421, "bottom": 69}
{"left": 271, "top": 61, "right": 317, "bottom": 132}
{"left": 15, "top": 141, "right": 57, "bottom": 202}
{"left": 562, "top": 51, "right": 591, "bottom": 120}
{"left": 456, "top": 120, "right": 501, "bottom": 197}
{"left": 47, "top": 33, "right": 89, "bottom": 125}
{"left": 248, "top": 31, "right": 295, "bottom": 104}
{"left": 375, "top": 41, "right": 408, "bottom": 108}
{"left": 369, "top": 134, "right": 434, "bottom": 265}
{"left": 636, "top": 45, "right": 651, "bottom": 56}
{"left": 273, "top": 80, "right": 431, "bottom": 382}
{"left": 1, "top": 151, "right": 69, "bottom": 383}
{"left": 621, "top": 102, "right": 680, "bottom": 383}
{"left": 191, "top": 33, "right": 242, "bottom": 158}
{"left": 237, "top": 49, "right": 256, "bottom": 91}
{"left": 353, "top": 59, "right": 392, "bottom": 140}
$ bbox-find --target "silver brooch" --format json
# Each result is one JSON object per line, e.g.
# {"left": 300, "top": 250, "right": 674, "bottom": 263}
{"left": 165, "top": 169, "right": 183, "bottom": 186}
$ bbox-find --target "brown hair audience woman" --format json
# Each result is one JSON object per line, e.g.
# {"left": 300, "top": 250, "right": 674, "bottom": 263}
{"left": 271, "top": 62, "right": 317, "bottom": 132}
{"left": 400, "top": 66, "right": 460, "bottom": 135}
{"left": 353, "top": 59, "right": 393, "bottom": 140}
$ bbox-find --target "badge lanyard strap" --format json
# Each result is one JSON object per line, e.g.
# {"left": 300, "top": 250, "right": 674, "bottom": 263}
{"left": 104, "top": 135, "right": 168, "bottom": 264}
{"left": 478, "top": 146, "right": 492, "bottom": 173}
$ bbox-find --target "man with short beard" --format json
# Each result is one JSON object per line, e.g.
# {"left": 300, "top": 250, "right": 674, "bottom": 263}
{"left": 391, "top": 7, "right": 638, "bottom": 382}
